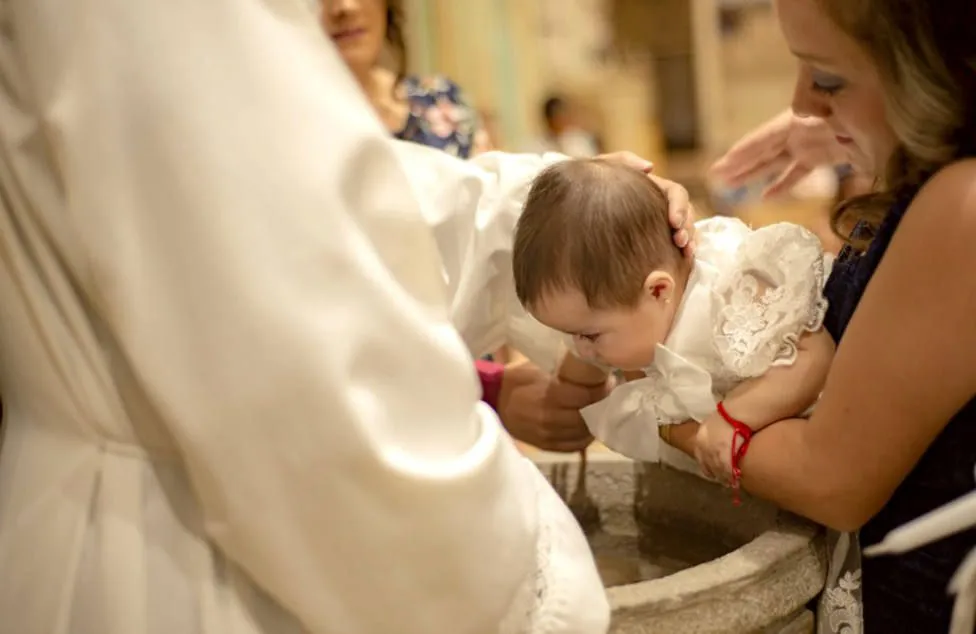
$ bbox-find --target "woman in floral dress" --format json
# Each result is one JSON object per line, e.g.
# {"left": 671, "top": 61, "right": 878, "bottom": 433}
{"left": 320, "top": 0, "right": 491, "bottom": 158}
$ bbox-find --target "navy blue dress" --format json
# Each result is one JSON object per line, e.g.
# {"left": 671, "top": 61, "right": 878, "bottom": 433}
{"left": 823, "top": 199, "right": 976, "bottom": 632}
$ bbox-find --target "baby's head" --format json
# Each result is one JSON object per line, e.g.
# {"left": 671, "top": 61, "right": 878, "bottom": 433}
{"left": 513, "top": 159, "right": 686, "bottom": 371}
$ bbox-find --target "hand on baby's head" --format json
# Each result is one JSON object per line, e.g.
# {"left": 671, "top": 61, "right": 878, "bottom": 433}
{"left": 594, "top": 152, "right": 698, "bottom": 256}
{"left": 513, "top": 158, "right": 680, "bottom": 309}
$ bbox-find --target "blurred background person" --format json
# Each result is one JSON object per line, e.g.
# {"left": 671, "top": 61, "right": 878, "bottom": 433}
{"left": 322, "top": 0, "right": 492, "bottom": 158}
{"left": 528, "top": 94, "right": 602, "bottom": 158}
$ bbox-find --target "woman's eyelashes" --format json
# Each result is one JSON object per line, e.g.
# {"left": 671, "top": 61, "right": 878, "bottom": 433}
{"left": 811, "top": 69, "right": 846, "bottom": 95}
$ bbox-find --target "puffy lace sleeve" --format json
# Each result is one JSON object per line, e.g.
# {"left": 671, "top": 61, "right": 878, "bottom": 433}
{"left": 712, "top": 223, "right": 829, "bottom": 379}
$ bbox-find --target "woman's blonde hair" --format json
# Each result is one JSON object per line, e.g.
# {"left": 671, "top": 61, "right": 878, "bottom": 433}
{"left": 818, "top": 0, "right": 976, "bottom": 247}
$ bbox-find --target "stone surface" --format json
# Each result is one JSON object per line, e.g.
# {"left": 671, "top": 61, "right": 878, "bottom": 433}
{"left": 764, "top": 610, "right": 815, "bottom": 634}
{"left": 534, "top": 449, "right": 826, "bottom": 634}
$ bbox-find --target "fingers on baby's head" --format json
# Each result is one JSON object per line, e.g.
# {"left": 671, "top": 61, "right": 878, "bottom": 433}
{"left": 513, "top": 158, "right": 680, "bottom": 311}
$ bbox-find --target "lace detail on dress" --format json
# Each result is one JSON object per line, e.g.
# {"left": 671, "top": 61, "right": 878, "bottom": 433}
{"left": 499, "top": 475, "right": 551, "bottom": 634}
{"left": 818, "top": 531, "right": 864, "bottom": 634}
{"left": 499, "top": 461, "right": 609, "bottom": 634}
{"left": 823, "top": 571, "right": 863, "bottom": 634}
{"left": 714, "top": 223, "right": 829, "bottom": 378}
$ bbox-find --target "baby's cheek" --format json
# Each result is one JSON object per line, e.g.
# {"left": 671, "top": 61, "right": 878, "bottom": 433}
{"left": 622, "top": 342, "right": 656, "bottom": 371}
{"left": 594, "top": 344, "right": 625, "bottom": 368}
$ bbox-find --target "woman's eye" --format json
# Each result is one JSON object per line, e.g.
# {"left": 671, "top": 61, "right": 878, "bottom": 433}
{"left": 811, "top": 70, "right": 846, "bottom": 95}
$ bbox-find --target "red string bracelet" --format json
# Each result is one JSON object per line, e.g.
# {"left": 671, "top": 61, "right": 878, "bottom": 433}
{"left": 717, "top": 401, "right": 753, "bottom": 505}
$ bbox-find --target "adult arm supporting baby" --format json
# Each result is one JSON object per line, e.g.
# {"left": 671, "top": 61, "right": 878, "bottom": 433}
{"left": 694, "top": 328, "right": 834, "bottom": 479}
{"left": 720, "top": 327, "right": 835, "bottom": 429}
{"left": 14, "top": 1, "right": 608, "bottom": 632}
{"left": 692, "top": 222, "right": 835, "bottom": 478}
{"left": 736, "top": 163, "right": 976, "bottom": 532}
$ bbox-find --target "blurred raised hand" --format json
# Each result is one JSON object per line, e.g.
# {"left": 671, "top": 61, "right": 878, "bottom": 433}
{"left": 710, "top": 110, "right": 847, "bottom": 199}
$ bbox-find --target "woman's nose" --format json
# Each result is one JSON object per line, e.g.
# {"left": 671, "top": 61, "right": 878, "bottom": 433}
{"left": 791, "top": 67, "right": 831, "bottom": 119}
{"left": 324, "top": 0, "right": 360, "bottom": 16}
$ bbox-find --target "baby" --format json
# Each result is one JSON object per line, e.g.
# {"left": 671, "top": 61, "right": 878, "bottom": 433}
{"left": 512, "top": 158, "right": 835, "bottom": 486}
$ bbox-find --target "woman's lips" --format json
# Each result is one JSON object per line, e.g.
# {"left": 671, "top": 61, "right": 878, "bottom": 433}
{"left": 331, "top": 27, "right": 367, "bottom": 43}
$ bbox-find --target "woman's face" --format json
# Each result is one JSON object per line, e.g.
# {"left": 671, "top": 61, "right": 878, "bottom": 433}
{"left": 321, "top": 0, "right": 387, "bottom": 75}
{"left": 775, "top": 0, "right": 896, "bottom": 178}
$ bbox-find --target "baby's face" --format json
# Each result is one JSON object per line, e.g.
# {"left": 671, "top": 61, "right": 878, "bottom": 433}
{"left": 530, "top": 287, "right": 672, "bottom": 372}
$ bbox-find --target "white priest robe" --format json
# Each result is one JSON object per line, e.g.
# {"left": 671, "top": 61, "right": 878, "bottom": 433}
{"left": 0, "top": 1, "right": 606, "bottom": 633}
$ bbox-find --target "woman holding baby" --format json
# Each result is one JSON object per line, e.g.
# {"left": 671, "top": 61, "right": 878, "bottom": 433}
{"left": 511, "top": 0, "right": 976, "bottom": 632}
{"left": 0, "top": 2, "right": 973, "bottom": 634}
{"left": 667, "top": 1, "right": 976, "bottom": 631}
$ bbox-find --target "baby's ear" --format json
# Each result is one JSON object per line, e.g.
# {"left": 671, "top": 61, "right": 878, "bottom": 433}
{"left": 643, "top": 270, "right": 676, "bottom": 302}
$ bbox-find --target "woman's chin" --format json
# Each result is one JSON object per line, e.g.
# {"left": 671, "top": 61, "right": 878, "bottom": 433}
{"left": 847, "top": 147, "right": 886, "bottom": 181}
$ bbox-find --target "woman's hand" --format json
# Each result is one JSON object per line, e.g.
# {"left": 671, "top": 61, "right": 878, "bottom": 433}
{"left": 598, "top": 151, "right": 697, "bottom": 258}
{"left": 693, "top": 413, "right": 735, "bottom": 483}
{"left": 659, "top": 420, "right": 701, "bottom": 460}
{"left": 710, "top": 110, "right": 847, "bottom": 199}
{"left": 496, "top": 358, "right": 607, "bottom": 453}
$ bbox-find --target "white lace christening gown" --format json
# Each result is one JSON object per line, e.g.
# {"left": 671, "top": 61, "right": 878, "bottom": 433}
{"left": 580, "top": 216, "right": 829, "bottom": 463}
{"left": 580, "top": 216, "right": 863, "bottom": 634}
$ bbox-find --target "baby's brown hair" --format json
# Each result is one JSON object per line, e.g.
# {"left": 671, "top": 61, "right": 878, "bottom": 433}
{"left": 513, "top": 158, "right": 680, "bottom": 309}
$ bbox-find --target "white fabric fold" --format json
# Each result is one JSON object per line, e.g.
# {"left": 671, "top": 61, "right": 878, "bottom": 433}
{"left": 394, "top": 145, "right": 572, "bottom": 373}
{"left": 0, "top": 2, "right": 606, "bottom": 633}
{"left": 865, "top": 489, "right": 976, "bottom": 634}
{"left": 581, "top": 346, "right": 716, "bottom": 462}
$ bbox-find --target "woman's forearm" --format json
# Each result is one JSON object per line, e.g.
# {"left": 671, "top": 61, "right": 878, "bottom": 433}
{"left": 665, "top": 418, "right": 863, "bottom": 531}
{"left": 722, "top": 329, "right": 834, "bottom": 431}
{"left": 739, "top": 418, "right": 865, "bottom": 531}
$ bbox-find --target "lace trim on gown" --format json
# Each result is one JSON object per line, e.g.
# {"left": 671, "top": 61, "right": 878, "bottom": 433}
{"left": 819, "top": 531, "right": 864, "bottom": 634}
{"left": 499, "top": 462, "right": 609, "bottom": 634}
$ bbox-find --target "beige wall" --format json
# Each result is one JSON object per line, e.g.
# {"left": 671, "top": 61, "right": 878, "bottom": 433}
{"left": 389, "top": 0, "right": 794, "bottom": 159}
{"left": 406, "top": 0, "right": 664, "bottom": 163}
{"left": 717, "top": 6, "right": 795, "bottom": 148}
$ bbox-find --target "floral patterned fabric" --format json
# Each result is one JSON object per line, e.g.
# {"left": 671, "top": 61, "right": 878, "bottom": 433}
{"left": 395, "top": 75, "right": 487, "bottom": 159}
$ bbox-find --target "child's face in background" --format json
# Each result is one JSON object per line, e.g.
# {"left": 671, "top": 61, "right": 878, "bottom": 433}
{"left": 530, "top": 277, "right": 678, "bottom": 372}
